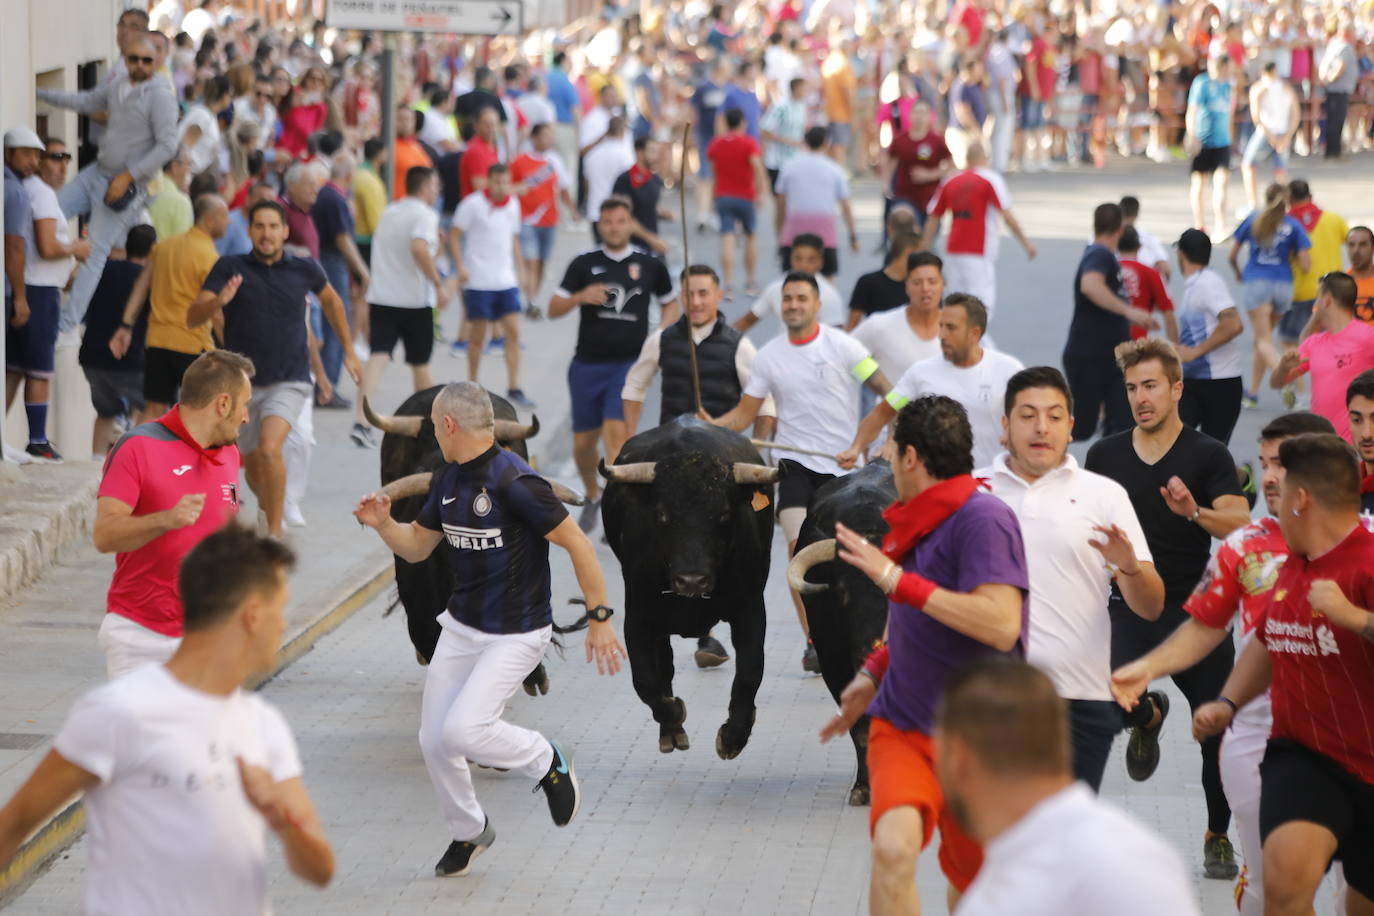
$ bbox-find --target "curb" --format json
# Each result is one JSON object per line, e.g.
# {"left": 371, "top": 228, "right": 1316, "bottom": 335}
{"left": 0, "top": 471, "right": 100, "bottom": 608}
{"left": 0, "top": 561, "right": 395, "bottom": 907}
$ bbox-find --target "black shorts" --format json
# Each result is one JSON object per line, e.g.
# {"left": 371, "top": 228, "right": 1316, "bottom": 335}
{"left": 777, "top": 458, "right": 836, "bottom": 512}
{"left": 369, "top": 304, "right": 434, "bottom": 365}
{"left": 1259, "top": 738, "right": 1374, "bottom": 898}
{"left": 143, "top": 347, "right": 202, "bottom": 404}
{"left": 767, "top": 167, "right": 781, "bottom": 193}
{"left": 1190, "top": 145, "right": 1232, "bottom": 174}
{"left": 83, "top": 367, "right": 145, "bottom": 418}
{"left": 779, "top": 245, "right": 840, "bottom": 277}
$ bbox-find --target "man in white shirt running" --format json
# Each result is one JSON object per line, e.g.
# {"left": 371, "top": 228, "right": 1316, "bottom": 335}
{"left": 935, "top": 658, "right": 1200, "bottom": 916}
{"left": 353, "top": 164, "right": 450, "bottom": 448}
{"left": 734, "top": 235, "right": 845, "bottom": 333}
{"left": 851, "top": 250, "right": 944, "bottom": 388}
{"left": 841, "top": 293, "right": 1023, "bottom": 470}
{"left": 0, "top": 525, "right": 334, "bottom": 915}
{"left": 981, "top": 366, "right": 1165, "bottom": 791}
{"left": 452, "top": 163, "right": 534, "bottom": 408}
{"left": 708, "top": 270, "right": 891, "bottom": 672}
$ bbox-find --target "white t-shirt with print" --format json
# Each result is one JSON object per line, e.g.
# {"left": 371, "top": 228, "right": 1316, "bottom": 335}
{"left": 53, "top": 664, "right": 303, "bottom": 916}
{"left": 744, "top": 324, "right": 873, "bottom": 475}
{"left": 453, "top": 191, "right": 522, "bottom": 291}
{"left": 889, "top": 348, "right": 1025, "bottom": 469}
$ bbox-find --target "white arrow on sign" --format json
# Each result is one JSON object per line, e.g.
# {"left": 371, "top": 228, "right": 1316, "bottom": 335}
{"left": 327, "top": 0, "right": 524, "bottom": 36}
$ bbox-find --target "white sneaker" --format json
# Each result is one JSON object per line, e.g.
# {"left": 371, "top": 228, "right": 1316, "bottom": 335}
{"left": 285, "top": 504, "right": 307, "bottom": 527}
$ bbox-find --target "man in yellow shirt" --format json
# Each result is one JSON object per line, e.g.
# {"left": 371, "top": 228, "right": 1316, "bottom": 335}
{"left": 111, "top": 195, "right": 229, "bottom": 419}
{"left": 822, "top": 41, "right": 857, "bottom": 167}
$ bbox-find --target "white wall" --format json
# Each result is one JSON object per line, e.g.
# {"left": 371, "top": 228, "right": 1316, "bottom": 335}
{"left": 2, "top": 0, "right": 125, "bottom": 458}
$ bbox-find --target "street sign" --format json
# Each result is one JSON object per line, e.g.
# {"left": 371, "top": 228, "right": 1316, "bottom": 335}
{"left": 327, "top": 0, "right": 523, "bottom": 35}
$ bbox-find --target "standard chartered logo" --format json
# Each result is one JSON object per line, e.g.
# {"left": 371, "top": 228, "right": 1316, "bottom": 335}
{"left": 1315, "top": 624, "right": 1340, "bottom": 657}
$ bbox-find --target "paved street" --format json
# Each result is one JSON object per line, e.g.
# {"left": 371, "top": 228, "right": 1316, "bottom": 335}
{"left": 10, "top": 152, "right": 1374, "bottom": 913}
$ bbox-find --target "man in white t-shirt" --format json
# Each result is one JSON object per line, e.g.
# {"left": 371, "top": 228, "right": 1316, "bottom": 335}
{"left": 774, "top": 127, "right": 859, "bottom": 277}
{"left": 17, "top": 137, "right": 91, "bottom": 460}
{"left": 981, "top": 366, "right": 1164, "bottom": 792}
{"left": 353, "top": 164, "right": 450, "bottom": 448}
{"left": 850, "top": 250, "right": 944, "bottom": 386}
{"left": 452, "top": 163, "right": 533, "bottom": 408}
{"left": 935, "top": 659, "right": 1200, "bottom": 916}
{"left": 583, "top": 116, "right": 636, "bottom": 245}
{"left": 734, "top": 235, "right": 845, "bottom": 333}
{"left": 0, "top": 525, "right": 334, "bottom": 914}
{"left": 841, "top": 293, "right": 1023, "bottom": 470}
{"left": 708, "top": 270, "right": 891, "bottom": 671}
{"left": 1241, "top": 63, "right": 1299, "bottom": 212}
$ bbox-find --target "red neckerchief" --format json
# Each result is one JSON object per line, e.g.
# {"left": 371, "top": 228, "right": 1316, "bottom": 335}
{"left": 881, "top": 474, "right": 980, "bottom": 562}
{"left": 788, "top": 325, "right": 821, "bottom": 346}
{"left": 485, "top": 190, "right": 511, "bottom": 207}
{"left": 628, "top": 164, "right": 654, "bottom": 189}
{"left": 157, "top": 405, "right": 226, "bottom": 466}
{"left": 1291, "top": 202, "right": 1323, "bottom": 232}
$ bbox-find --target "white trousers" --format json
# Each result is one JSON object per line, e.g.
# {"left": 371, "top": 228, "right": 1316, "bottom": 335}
{"left": 98, "top": 613, "right": 180, "bottom": 680}
{"left": 1220, "top": 716, "right": 1267, "bottom": 916}
{"left": 418, "top": 619, "right": 554, "bottom": 841}
{"left": 941, "top": 253, "right": 998, "bottom": 320}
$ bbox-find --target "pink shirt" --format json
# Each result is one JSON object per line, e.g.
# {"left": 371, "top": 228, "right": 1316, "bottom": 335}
{"left": 98, "top": 409, "right": 242, "bottom": 637}
{"left": 1298, "top": 318, "right": 1374, "bottom": 441}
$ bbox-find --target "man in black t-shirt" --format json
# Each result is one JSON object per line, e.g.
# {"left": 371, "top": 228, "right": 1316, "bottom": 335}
{"left": 550, "top": 198, "right": 678, "bottom": 530}
{"left": 845, "top": 231, "right": 923, "bottom": 330}
{"left": 1062, "top": 203, "right": 1159, "bottom": 441}
{"left": 80, "top": 224, "right": 155, "bottom": 461}
{"left": 355, "top": 381, "right": 623, "bottom": 877}
{"left": 1085, "top": 337, "right": 1252, "bottom": 880}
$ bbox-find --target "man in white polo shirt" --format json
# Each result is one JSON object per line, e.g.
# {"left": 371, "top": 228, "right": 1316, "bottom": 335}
{"left": 452, "top": 162, "right": 534, "bottom": 408}
{"left": 980, "top": 366, "right": 1164, "bottom": 792}
{"left": 352, "top": 164, "right": 448, "bottom": 448}
{"left": 841, "top": 293, "right": 1022, "bottom": 470}
{"left": 851, "top": 250, "right": 944, "bottom": 389}
{"left": 707, "top": 270, "right": 891, "bottom": 671}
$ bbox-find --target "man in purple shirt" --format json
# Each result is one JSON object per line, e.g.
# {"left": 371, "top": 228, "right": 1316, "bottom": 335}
{"left": 821, "top": 395, "right": 1029, "bottom": 915}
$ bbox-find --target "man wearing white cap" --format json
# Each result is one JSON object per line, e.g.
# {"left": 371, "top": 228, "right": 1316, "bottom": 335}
{"left": 4, "top": 128, "right": 42, "bottom": 331}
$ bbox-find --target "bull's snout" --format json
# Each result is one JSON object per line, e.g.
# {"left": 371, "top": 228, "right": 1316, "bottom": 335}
{"left": 672, "top": 572, "right": 714, "bottom": 597}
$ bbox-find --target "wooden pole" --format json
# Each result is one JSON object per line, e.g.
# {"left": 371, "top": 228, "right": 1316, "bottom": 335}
{"left": 678, "top": 121, "right": 703, "bottom": 415}
{"left": 748, "top": 439, "right": 842, "bottom": 461}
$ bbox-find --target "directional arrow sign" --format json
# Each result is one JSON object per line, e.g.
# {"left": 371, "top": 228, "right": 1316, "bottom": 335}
{"left": 327, "top": 0, "right": 524, "bottom": 35}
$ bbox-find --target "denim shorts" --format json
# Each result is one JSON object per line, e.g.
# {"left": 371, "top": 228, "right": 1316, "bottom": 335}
{"left": 1242, "top": 278, "right": 1293, "bottom": 314}
{"left": 1019, "top": 96, "right": 1046, "bottom": 129}
{"left": 1279, "top": 299, "right": 1315, "bottom": 342}
{"left": 715, "top": 196, "right": 756, "bottom": 235}
{"left": 520, "top": 224, "right": 557, "bottom": 262}
{"left": 1242, "top": 131, "right": 1287, "bottom": 170}
{"left": 827, "top": 121, "right": 851, "bottom": 147}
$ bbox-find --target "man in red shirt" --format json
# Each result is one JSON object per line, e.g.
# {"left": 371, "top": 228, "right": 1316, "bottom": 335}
{"left": 1018, "top": 19, "right": 1058, "bottom": 173}
{"left": 884, "top": 101, "right": 952, "bottom": 234}
{"left": 1119, "top": 226, "right": 1177, "bottom": 341}
{"left": 91, "top": 350, "right": 252, "bottom": 678}
{"left": 921, "top": 143, "right": 1036, "bottom": 324}
{"left": 458, "top": 107, "right": 503, "bottom": 201}
{"left": 510, "top": 123, "right": 575, "bottom": 312}
{"left": 707, "top": 107, "right": 768, "bottom": 293}
{"left": 1195, "top": 432, "right": 1374, "bottom": 914}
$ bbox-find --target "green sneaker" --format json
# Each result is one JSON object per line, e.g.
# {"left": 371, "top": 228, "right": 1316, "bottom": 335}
{"left": 1204, "top": 834, "right": 1239, "bottom": 880}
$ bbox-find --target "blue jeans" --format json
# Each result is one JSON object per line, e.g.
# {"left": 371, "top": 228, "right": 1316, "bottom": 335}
{"left": 57, "top": 164, "right": 149, "bottom": 332}
{"left": 316, "top": 251, "right": 353, "bottom": 388}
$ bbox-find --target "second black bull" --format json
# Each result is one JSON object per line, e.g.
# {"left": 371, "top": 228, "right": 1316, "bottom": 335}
{"left": 788, "top": 460, "right": 894, "bottom": 806}
{"left": 364, "top": 387, "right": 586, "bottom": 695}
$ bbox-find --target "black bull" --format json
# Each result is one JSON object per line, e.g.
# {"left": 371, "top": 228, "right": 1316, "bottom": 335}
{"left": 788, "top": 460, "right": 894, "bottom": 806}
{"left": 599, "top": 418, "right": 778, "bottom": 759}
{"left": 365, "top": 387, "right": 583, "bottom": 696}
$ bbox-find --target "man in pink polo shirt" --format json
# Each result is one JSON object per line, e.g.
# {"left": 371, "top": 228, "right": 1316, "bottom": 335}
{"left": 1273, "top": 271, "right": 1374, "bottom": 441}
{"left": 92, "top": 350, "right": 254, "bottom": 678}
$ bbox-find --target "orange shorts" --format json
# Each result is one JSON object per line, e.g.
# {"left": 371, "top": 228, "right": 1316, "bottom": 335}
{"left": 867, "top": 716, "right": 983, "bottom": 892}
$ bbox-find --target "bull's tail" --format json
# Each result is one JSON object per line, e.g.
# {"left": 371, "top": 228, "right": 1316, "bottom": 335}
{"left": 554, "top": 598, "right": 592, "bottom": 635}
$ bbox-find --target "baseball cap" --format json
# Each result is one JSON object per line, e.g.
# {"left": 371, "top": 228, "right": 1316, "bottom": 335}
{"left": 3, "top": 127, "right": 44, "bottom": 151}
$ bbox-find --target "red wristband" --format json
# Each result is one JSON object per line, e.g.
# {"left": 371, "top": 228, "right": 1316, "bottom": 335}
{"left": 893, "top": 572, "right": 938, "bottom": 609}
{"left": 862, "top": 644, "right": 890, "bottom": 681}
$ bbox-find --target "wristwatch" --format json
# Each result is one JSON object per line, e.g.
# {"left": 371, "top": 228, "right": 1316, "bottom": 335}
{"left": 586, "top": 604, "right": 615, "bottom": 622}
{"left": 1188, "top": 507, "right": 1202, "bottom": 523}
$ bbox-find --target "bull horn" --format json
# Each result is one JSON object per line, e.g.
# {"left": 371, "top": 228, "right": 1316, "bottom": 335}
{"left": 787, "top": 538, "right": 837, "bottom": 594}
{"left": 548, "top": 480, "right": 587, "bottom": 506}
{"left": 363, "top": 397, "right": 423, "bottom": 437}
{"left": 598, "top": 459, "right": 657, "bottom": 484}
{"left": 380, "top": 471, "right": 433, "bottom": 502}
{"left": 494, "top": 414, "right": 540, "bottom": 442}
{"left": 732, "top": 462, "right": 782, "bottom": 485}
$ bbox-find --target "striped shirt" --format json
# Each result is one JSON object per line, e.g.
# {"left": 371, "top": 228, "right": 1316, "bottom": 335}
{"left": 416, "top": 446, "right": 569, "bottom": 635}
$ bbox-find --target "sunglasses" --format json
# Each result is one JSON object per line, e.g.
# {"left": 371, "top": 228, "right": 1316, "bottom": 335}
{"left": 42, "top": 152, "right": 72, "bottom": 162}
{"left": 126, "top": 54, "right": 155, "bottom": 65}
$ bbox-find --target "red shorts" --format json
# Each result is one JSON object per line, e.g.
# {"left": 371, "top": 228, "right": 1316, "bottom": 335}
{"left": 867, "top": 716, "right": 984, "bottom": 892}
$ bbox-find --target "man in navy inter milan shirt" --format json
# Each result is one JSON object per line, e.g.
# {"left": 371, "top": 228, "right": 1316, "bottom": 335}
{"left": 549, "top": 197, "right": 678, "bottom": 531}
{"left": 355, "top": 381, "right": 624, "bottom": 878}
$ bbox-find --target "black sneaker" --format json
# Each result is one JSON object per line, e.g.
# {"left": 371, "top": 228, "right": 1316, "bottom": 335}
{"left": 1203, "top": 834, "right": 1239, "bottom": 880}
{"left": 577, "top": 498, "right": 600, "bottom": 533}
{"left": 535, "top": 741, "right": 581, "bottom": 827}
{"left": 350, "top": 423, "right": 376, "bottom": 448}
{"left": 802, "top": 640, "right": 820, "bottom": 675}
{"left": 694, "top": 635, "right": 730, "bottom": 669}
{"left": 434, "top": 818, "right": 495, "bottom": 877}
{"left": 25, "top": 441, "right": 63, "bottom": 463}
{"left": 1126, "top": 691, "right": 1170, "bottom": 782}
